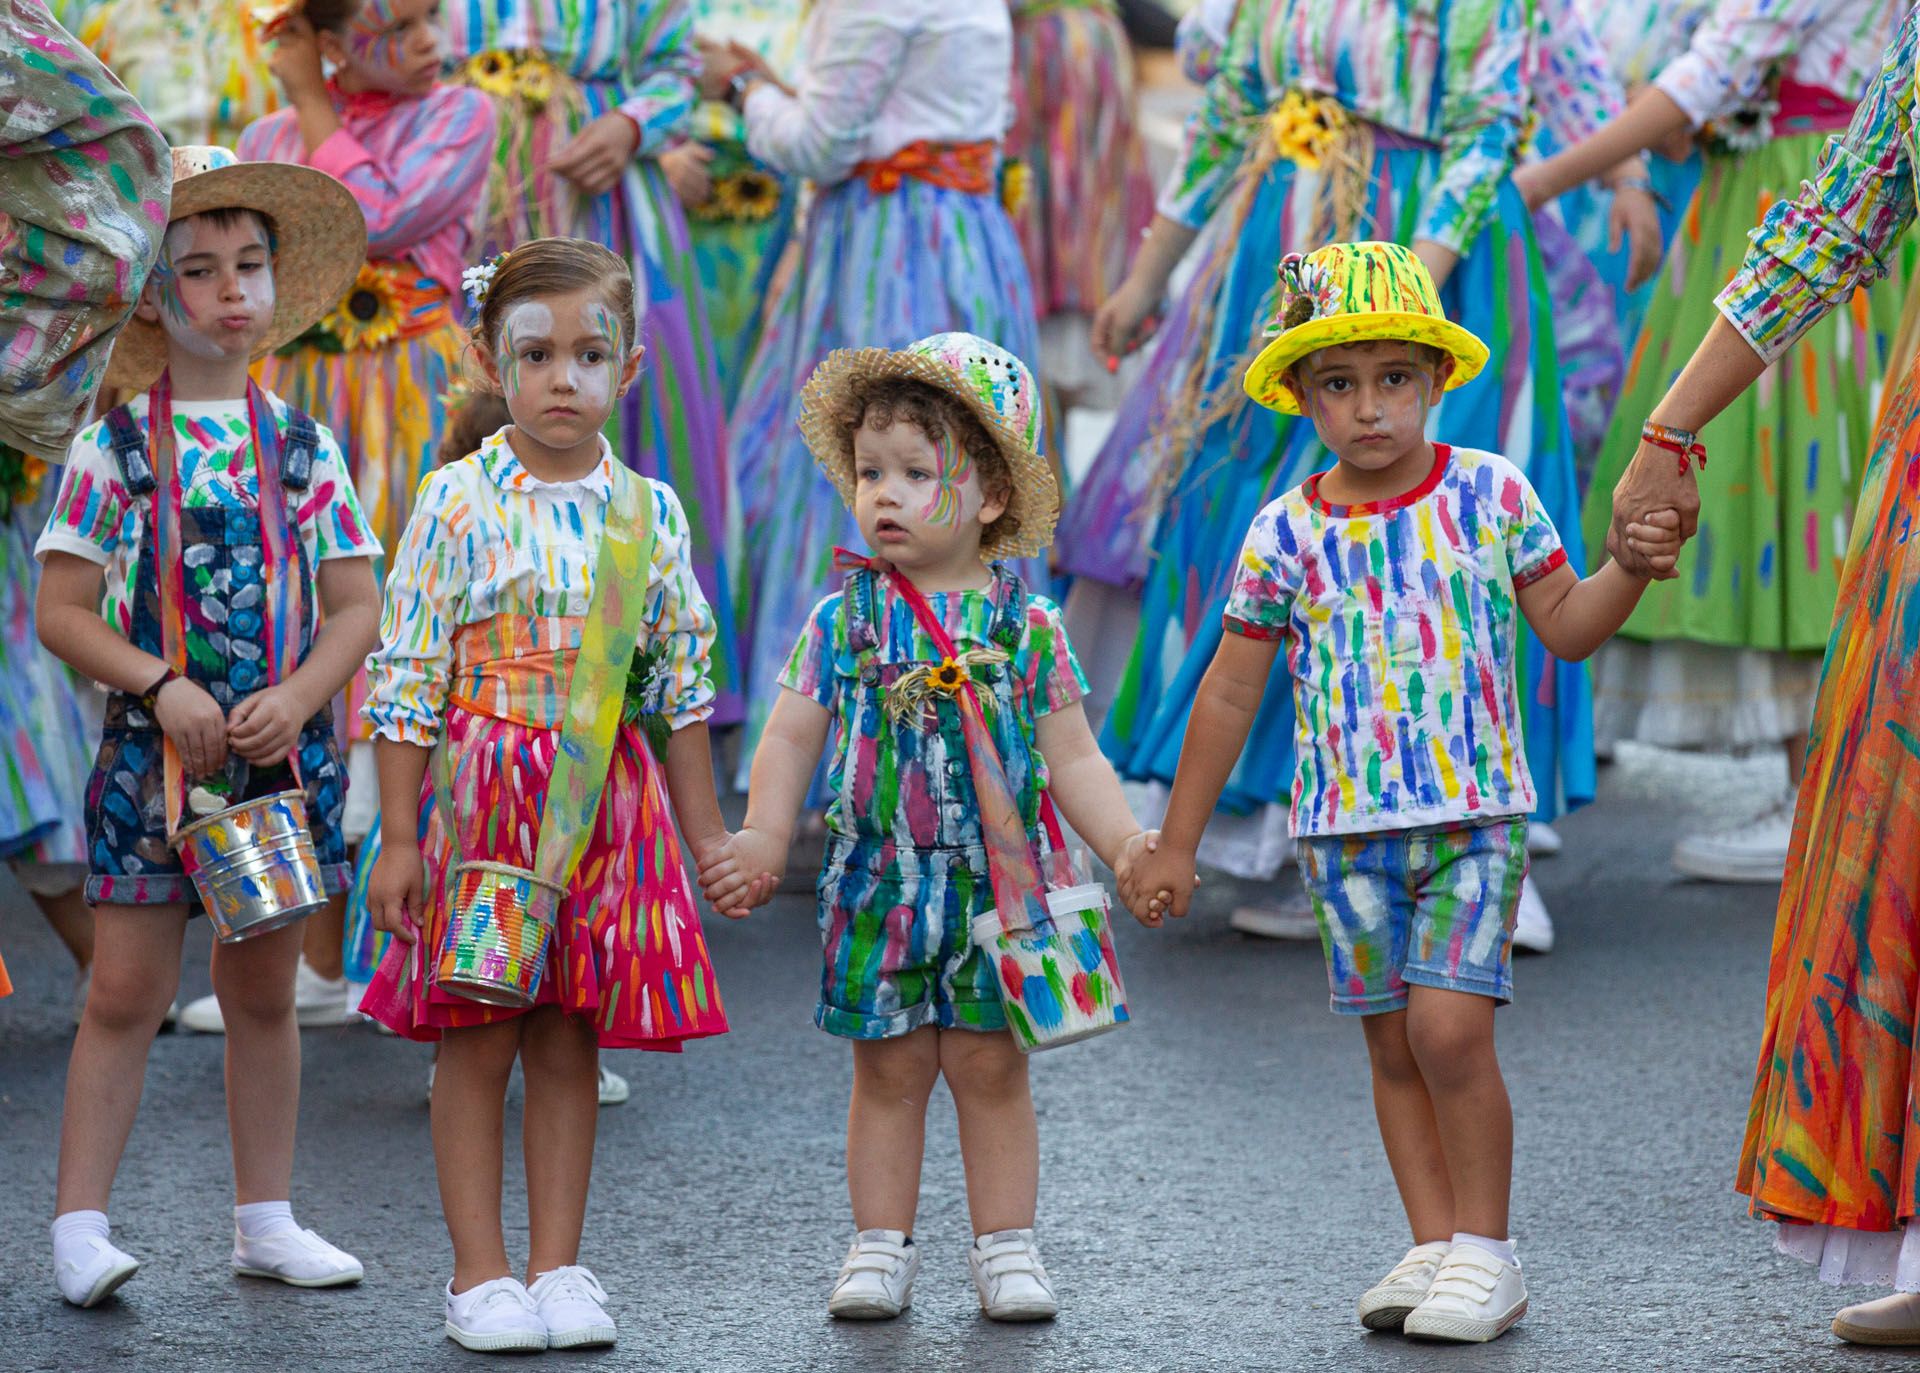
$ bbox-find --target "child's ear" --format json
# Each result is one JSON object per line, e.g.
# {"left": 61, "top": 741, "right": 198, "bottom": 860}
{"left": 615, "top": 344, "right": 646, "bottom": 400}
{"left": 1282, "top": 371, "right": 1307, "bottom": 410}
{"left": 134, "top": 282, "right": 162, "bottom": 326}
{"left": 1431, "top": 353, "right": 1456, "bottom": 394}
{"left": 470, "top": 338, "right": 506, "bottom": 396}
{"left": 976, "top": 481, "right": 1010, "bottom": 529}
{"left": 315, "top": 28, "right": 350, "bottom": 72}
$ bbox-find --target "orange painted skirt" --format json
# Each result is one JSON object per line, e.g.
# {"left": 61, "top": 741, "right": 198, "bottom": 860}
{"left": 1739, "top": 353, "right": 1920, "bottom": 1231}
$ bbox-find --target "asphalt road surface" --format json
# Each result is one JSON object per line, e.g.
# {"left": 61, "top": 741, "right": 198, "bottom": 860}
{"left": 0, "top": 745, "right": 1898, "bottom": 1371}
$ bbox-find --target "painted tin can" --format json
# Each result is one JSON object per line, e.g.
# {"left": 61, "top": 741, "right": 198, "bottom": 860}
{"left": 972, "top": 883, "right": 1130, "bottom": 1052}
{"left": 433, "top": 861, "right": 562, "bottom": 1007}
{"left": 172, "top": 790, "right": 329, "bottom": 943}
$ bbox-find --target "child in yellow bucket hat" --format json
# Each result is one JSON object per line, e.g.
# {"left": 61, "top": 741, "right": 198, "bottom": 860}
{"left": 1123, "top": 241, "right": 1683, "bottom": 1345}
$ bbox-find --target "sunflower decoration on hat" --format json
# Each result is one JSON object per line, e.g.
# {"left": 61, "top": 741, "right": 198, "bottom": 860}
{"left": 798, "top": 331, "right": 1060, "bottom": 560}
{"left": 1242, "top": 241, "right": 1490, "bottom": 416}
{"left": 107, "top": 146, "right": 368, "bottom": 394}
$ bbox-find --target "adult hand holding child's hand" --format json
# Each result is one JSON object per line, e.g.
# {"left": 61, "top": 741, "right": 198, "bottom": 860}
{"left": 154, "top": 677, "right": 229, "bottom": 779}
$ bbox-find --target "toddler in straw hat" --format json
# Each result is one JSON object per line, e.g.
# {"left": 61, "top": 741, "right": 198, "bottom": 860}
{"left": 700, "top": 333, "right": 1158, "bottom": 1324}
{"left": 33, "top": 146, "right": 380, "bottom": 1307}
{"left": 1122, "top": 242, "right": 1684, "bottom": 1344}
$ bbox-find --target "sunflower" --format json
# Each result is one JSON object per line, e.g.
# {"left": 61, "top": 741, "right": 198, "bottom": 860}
{"left": 323, "top": 264, "right": 403, "bottom": 351}
{"left": 712, "top": 169, "right": 782, "bottom": 222}
{"left": 929, "top": 658, "right": 968, "bottom": 693}
{"left": 1000, "top": 159, "right": 1031, "bottom": 219}
{"left": 462, "top": 50, "right": 518, "bottom": 100}
{"left": 515, "top": 59, "right": 554, "bottom": 111}
{"left": 1267, "top": 90, "right": 1346, "bottom": 171}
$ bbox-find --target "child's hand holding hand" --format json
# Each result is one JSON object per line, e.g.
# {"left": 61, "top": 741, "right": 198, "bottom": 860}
{"left": 227, "top": 685, "right": 308, "bottom": 766}
{"left": 367, "top": 840, "right": 425, "bottom": 943}
{"left": 1112, "top": 830, "right": 1168, "bottom": 928}
{"left": 1121, "top": 840, "right": 1202, "bottom": 924}
{"left": 696, "top": 826, "right": 785, "bottom": 919}
{"left": 1621, "top": 507, "right": 1684, "bottom": 579}
{"left": 154, "top": 677, "right": 230, "bottom": 778}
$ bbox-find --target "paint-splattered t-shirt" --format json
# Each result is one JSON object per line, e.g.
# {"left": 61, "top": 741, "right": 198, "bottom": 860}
{"left": 780, "top": 569, "right": 1087, "bottom": 846}
{"left": 1224, "top": 444, "right": 1566, "bottom": 838}
{"left": 35, "top": 391, "right": 377, "bottom": 638}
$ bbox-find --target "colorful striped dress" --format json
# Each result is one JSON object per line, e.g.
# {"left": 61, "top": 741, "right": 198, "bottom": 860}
{"left": 359, "top": 431, "right": 729, "bottom": 1049}
{"left": 240, "top": 84, "right": 497, "bottom": 743}
{"left": 682, "top": 0, "right": 802, "bottom": 409}
{"left": 51, "top": 0, "right": 277, "bottom": 147}
{"left": 1007, "top": 0, "right": 1156, "bottom": 411}
{"left": 724, "top": 0, "right": 1044, "bottom": 783}
{"left": 0, "top": 0, "right": 168, "bottom": 882}
{"left": 1730, "top": 7, "right": 1920, "bottom": 1288}
{"left": 444, "top": 0, "right": 743, "bottom": 723}
{"left": 1580, "top": 0, "right": 1910, "bottom": 756}
{"left": 1064, "top": 0, "right": 1593, "bottom": 876}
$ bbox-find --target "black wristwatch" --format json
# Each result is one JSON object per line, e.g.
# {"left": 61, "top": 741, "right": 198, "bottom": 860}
{"left": 726, "top": 68, "right": 762, "bottom": 112}
{"left": 140, "top": 664, "right": 181, "bottom": 712}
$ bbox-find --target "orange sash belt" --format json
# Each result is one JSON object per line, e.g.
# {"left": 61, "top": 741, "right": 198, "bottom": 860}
{"left": 445, "top": 614, "right": 583, "bottom": 730}
{"left": 854, "top": 139, "right": 997, "bottom": 195}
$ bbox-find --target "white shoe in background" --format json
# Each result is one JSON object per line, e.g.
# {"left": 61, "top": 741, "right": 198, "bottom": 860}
{"left": 528, "top": 1265, "right": 616, "bottom": 1349}
{"left": 1671, "top": 794, "right": 1794, "bottom": 884}
{"left": 1402, "top": 1244, "right": 1527, "bottom": 1343}
{"left": 444, "top": 1276, "right": 547, "bottom": 1353}
{"left": 597, "top": 1064, "right": 629, "bottom": 1106}
{"left": 1356, "top": 1241, "right": 1452, "bottom": 1331}
{"left": 1228, "top": 889, "right": 1319, "bottom": 941}
{"left": 1525, "top": 822, "right": 1562, "bottom": 857}
{"left": 178, "top": 956, "right": 351, "bottom": 1034}
{"left": 828, "top": 1229, "right": 918, "bottom": 1319}
{"left": 1511, "top": 878, "right": 1555, "bottom": 955}
{"left": 969, "top": 1229, "right": 1058, "bottom": 1321}
{"left": 231, "top": 1225, "right": 363, "bottom": 1287}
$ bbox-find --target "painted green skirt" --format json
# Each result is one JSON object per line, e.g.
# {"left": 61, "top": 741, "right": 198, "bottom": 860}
{"left": 1583, "top": 133, "right": 1917, "bottom": 652}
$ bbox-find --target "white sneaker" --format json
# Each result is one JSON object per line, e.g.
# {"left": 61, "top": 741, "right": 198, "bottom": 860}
{"left": 179, "top": 957, "right": 352, "bottom": 1034}
{"left": 1525, "top": 822, "right": 1562, "bottom": 857}
{"left": 597, "top": 1064, "right": 629, "bottom": 1106}
{"left": 828, "top": 1229, "right": 918, "bottom": 1319}
{"left": 232, "top": 1225, "right": 364, "bottom": 1287}
{"left": 969, "top": 1228, "right": 1058, "bottom": 1321}
{"left": 54, "top": 1234, "right": 141, "bottom": 1307}
{"left": 1511, "top": 878, "right": 1554, "bottom": 955}
{"left": 1671, "top": 794, "right": 1794, "bottom": 883}
{"left": 445, "top": 1276, "right": 547, "bottom": 1353}
{"left": 1833, "top": 1292, "right": 1920, "bottom": 1345}
{"left": 1228, "top": 891, "right": 1319, "bottom": 941}
{"left": 1402, "top": 1243, "right": 1527, "bottom": 1343}
{"left": 1356, "top": 1241, "right": 1452, "bottom": 1331}
{"left": 528, "top": 1265, "right": 616, "bottom": 1349}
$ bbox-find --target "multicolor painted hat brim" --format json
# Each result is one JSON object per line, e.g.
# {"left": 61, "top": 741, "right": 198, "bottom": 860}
{"left": 1243, "top": 312, "right": 1491, "bottom": 416}
{"left": 106, "top": 163, "right": 369, "bottom": 394}
{"left": 798, "top": 347, "right": 1061, "bottom": 560}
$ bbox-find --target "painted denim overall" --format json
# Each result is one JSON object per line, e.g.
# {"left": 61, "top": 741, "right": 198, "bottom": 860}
{"left": 83, "top": 395, "right": 349, "bottom": 908}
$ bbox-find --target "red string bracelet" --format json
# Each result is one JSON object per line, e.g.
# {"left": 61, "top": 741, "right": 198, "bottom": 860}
{"left": 1641, "top": 421, "right": 1708, "bottom": 476}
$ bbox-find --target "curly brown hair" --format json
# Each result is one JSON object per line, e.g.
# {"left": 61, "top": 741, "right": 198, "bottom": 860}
{"left": 837, "top": 378, "right": 1016, "bottom": 544}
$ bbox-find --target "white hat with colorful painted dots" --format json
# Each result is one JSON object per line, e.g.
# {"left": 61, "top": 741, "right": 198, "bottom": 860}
{"left": 798, "top": 332, "right": 1059, "bottom": 559}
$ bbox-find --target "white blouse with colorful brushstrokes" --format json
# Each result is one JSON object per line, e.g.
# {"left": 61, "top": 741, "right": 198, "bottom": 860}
{"left": 1224, "top": 445, "right": 1567, "bottom": 839}
{"left": 363, "top": 429, "right": 717, "bottom": 746}
{"left": 1654, "top": 0, "right": 1895, "bottom": 129}
{"left": 35, "top": 393, "right": 378, "bottom": 637}
{"left": 1158, "top": 0, "right": 1529, "bottom": 256}
{"left": 1717, "top": 4, "right": 1917, "bottom": 366}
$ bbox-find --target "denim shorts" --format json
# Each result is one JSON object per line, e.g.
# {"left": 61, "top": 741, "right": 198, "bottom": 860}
{"left": 1296, "top": 818, "right": 1528, "bottom": 1016}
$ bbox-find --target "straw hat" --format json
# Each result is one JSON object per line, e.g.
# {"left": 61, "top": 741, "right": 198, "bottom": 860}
{"left": 106, "top": 146, "right": 367, "bottom": 393}
{"left": 798, "top": 332, "right": 1059, "bottom": 559}
{"left": 1242, "top": 241, "right": 1489, "bottom": 415}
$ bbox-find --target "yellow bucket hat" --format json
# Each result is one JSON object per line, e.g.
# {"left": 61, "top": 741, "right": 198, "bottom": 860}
{"left": 1242, "top": 241, "right": 1489, "bottom": 415}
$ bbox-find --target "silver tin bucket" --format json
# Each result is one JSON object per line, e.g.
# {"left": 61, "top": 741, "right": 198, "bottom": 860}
{"left": 172, "top": 790, "right": 329, "bottom": 943}
{"left": 433, "top": 861, "right": 563, "bottom": 1007}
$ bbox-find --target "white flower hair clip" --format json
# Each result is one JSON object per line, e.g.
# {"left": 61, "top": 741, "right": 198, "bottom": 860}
{"left": 462, "top": 253, "right": 509, "bottom": 310}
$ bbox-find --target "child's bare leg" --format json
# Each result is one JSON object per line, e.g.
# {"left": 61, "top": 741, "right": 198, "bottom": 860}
{"left": 300, "top": 891, "right": 347, "bottom": 982}
{"left": 520, "top": 1006, "right": 599, "bottom": 1279}
{"left": 211, "top": 918, "right": 305, "bottom": 1203}
{"left": 1360, "top": 1009, "right": 1456, "bottom": 1244}
{"left": 1405, "top": 986, "right": 1511, "bottom": 1238}
{"left": 847, "top": 1029, "right": 941, "bottom": 1232}
{"left": 433, "top": 1017, "right": 524, "bottom": 1290}
{"left": 941, "top": 1030, "right": 1037, "bottom": 1234}
{"left": 55, "top": 905, "right": 188, "bottom": 1214}
{"left": 34, "top": 882, "right": 95, "bottom": 970}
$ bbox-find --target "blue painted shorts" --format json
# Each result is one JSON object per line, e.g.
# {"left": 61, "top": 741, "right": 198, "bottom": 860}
{"left": 1296, "top": 818, "right": 1528, "bottom": 1016}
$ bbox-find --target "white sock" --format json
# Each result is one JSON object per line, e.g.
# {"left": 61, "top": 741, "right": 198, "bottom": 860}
{"left": 51, "top": 1209, "right": 111, "bottom": 1267}
{"left": 1452, "top": 1231, "right": 1517, "bottom": 1266}
{"left": 235, "top": 1200, "right": 298, "bottom": 1241}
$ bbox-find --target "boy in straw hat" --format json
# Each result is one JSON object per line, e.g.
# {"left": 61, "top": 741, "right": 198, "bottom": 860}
{"left": 33, "top": 145, "right": 380, "bottom": 1307}
{"left": 1123, "top": 242, "right": 1685, "bottom": 1343}
{"left": 700, "top": 333, "right": 1155, "bottom": 1323}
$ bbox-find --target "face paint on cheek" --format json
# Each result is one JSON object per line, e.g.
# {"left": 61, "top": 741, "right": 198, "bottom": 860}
{"left": 918, "top": 429, "right": 974, "bottom": 527}
{"left": 346, "top": 0, "right": 415, "bottom": 84}
{"left": 494, "top": 301, "right": 554, "bottom": 408}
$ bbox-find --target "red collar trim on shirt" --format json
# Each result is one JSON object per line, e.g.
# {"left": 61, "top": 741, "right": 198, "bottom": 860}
{"left": 1303, "top": 443, "right": 1451, "bottom": 518}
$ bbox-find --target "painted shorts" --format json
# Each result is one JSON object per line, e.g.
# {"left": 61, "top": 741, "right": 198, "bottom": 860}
{"left": 1296, "top": 818, "right": 1528, "bottom": 1016}
{"left": 816, "top": 837, "right": 1008, "bottom": 1040}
